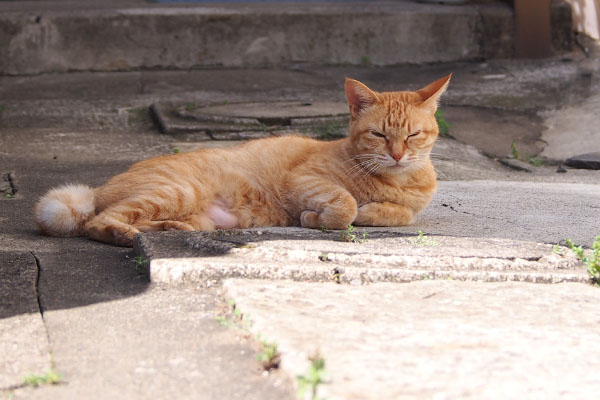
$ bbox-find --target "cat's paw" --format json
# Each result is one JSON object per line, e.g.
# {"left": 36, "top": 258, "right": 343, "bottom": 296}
{"left": 113, "top": 225, "right": 140, "bottom": 247}
{"left": 300, "top": 210, "right": 321, "bottom": 228}
{"left": 160, "top": 220, "right": 195, "bottom": 231}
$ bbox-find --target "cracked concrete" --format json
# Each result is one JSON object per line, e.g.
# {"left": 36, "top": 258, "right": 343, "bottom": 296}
{"left": 0, "top": 253, "right": 52, "bottom": 390}
{"left": 223, "top": 279, "right": 600, "bottom": 400}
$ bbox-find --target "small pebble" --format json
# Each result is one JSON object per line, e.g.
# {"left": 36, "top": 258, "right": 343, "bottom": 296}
{"left": 556, "top": 164, "right": 567, "bottom": 173}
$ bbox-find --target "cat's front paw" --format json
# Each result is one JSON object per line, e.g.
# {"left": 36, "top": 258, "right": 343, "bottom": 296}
{"left": 113, "top": 225, "right": 140, "bottom": 247}
{"left": 300, "top": 210, "right": 321, "bottom": 228}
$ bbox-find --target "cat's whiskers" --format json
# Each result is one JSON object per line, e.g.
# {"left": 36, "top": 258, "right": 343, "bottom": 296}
{"left": 345, "top": 159, "right": 375, "bottom": 177}
{"left": 346, "top": 158, "right": 383, "bottom": 178}
{"left": 365, "top": 162, "right": 382, "bottom": 177}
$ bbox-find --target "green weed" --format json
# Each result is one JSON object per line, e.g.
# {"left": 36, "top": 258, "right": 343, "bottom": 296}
{"left": 5, "top": 193, "right": 14, "bottom": 199}
{"left": 435, "top": 109, "right": 450, "bottom": 137}
{"left": 360, "top": 55, "right": 372, "bottom": 66}
{"left": 217, "top": 300, "right": 280, "bottom": 370}
{"left": 23, "top": 370, "right": 62, "bottom": 387}
{"left": 566, "top": 236, "right": 600, "bottom": 284}
{"left": 172, "top": 147, "right": 180, "bottom": 154}
{"left": 314, "top": 120, "right": 344, "bottom": 140}
{"left": 184, "top": 102, "right": 196, "bottom": 111}
{"left": 132, "top": 256, "right": 148, "bottom": 274}
{"left": 297, "top": 352, "right": 328, "bottom": 400}
{"left": 528, "top": 157, "right": 545, "bottom": 167}
{"left": 127, "top": 107, "right": 150, "bottom": 124}
{"left": 338, "top": 225, "right": 367, "bottom": 243}
{"left": 257, "top": 340, "right": 280, "bottom": 370}
{"left": 330, "top": 267, "right": 341, "bottom": 284}
{"left": 511, "top": 141, "right": 520, "bottom": 159}
{"left": 553, "top": 243, "right": 564, "bottom": 255}
{"left": 413, "top": 230, "right": 439, "bottom": 247}
{"left": 318, "top": 253, "right": 331, "bottom": 262}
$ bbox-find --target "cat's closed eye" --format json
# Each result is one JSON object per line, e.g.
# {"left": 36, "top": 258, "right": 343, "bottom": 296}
{"left": 370, "top": 131, "right": 387, "bottom": 140}
{"left": 407, "top": 131, "right": 422, "bottom": 139}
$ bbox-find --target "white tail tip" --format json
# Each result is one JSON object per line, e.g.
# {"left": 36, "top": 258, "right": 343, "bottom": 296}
{"left": 35, "top": 184, "right": 95, "bottom": 237}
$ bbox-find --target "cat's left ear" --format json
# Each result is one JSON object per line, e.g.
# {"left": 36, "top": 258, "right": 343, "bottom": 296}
{"left": 345, "top": 78, "right": 380, "bottom": 119}
{"left": 416, "top": 73, "right": 452, "bottom": 114}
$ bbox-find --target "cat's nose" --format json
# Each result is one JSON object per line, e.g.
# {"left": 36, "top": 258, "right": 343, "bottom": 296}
{"left": 390, "top": 152, "right": 404, "bottom": 161}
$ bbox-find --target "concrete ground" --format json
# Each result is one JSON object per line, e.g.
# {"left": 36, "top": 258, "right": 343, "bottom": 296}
{"left": 2, "top": 39, "right": 600, "bottom": 400}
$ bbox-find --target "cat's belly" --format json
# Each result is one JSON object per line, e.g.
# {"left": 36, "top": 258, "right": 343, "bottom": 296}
{"left": 207, "top": 203, "right": 238, "bottom": 229}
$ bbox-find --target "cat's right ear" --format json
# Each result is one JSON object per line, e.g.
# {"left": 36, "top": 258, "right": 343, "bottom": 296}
{"left": 345, "top": 78, "right": 379, "bottom": 120}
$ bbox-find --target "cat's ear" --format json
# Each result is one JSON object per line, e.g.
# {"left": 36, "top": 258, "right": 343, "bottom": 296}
{"left": 345, "top": 78, "right": 379, "bottom": 119}
{"left": 416, "top": 73, "right": 452, "bottom": 114}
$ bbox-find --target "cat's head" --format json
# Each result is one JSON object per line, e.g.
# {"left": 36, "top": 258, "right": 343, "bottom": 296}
{"left": 344, "top": 74, "right": 451, "bottom": 175}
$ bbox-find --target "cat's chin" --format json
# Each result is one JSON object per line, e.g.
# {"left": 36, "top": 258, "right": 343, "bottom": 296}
{"left": 384, "top": 164, "right": 410, "bottom": 174}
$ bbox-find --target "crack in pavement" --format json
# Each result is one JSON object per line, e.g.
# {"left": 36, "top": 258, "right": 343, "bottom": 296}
{"left": 30, "top": 252, "right": 58, "bottom": 374}
{"left": 440, "top": 192, "right": 534, "bottom": 231}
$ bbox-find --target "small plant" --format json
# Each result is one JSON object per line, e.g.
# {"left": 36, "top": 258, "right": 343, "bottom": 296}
{"left": 338, "top": 225, "right": 367, "bottom": 243}
{"left": 528, "top": 157, "right": 545, "bottom": 167}
{"left": 318, "top": 253, "right": 331, "bottom": 262}
{"left": 552, "top": 243, "right": 566, "bottom": 256}
{"left": 5, "top": 193, "right": 14, "bottom": 199}
{"left": 23, "top": 370, "right": 62, "bottom": 387}
{"left": 360, "top": 55, "right": 372, "bottom": 66}
{"left": 172, "top": 147, "right": 180, "bottom": 154}
{"left": 297, "top": 352, "right": 328, "bottom": 400}
{"left": 0, "top": 105, "right": 5, "bottom": 115}
{"left": 184, "top": 102, "right": 196, "bottom": 111}
{"left": 257, "top": 340, "right": 281, "bottom": 370}
{"left": 127, "top": 107, "right": 150, "bottom": 124}
{"left": 330, "top": 267, "right": 341, "bottom": 284}
{"left": 421, "top": 273, "right": 431, "bottom": 280}
{"left": 319, "top": 225, "right": 330, "bottom": 233}
{"left": 216, "top": 315, "right": 233, "bottom": 327}
{"left": 566, "top": 236, "right": 600, "bottom": 284}
{"left": 132, "top": 256, "right": 148, "bottom": 274}
{"left": 511, "top": 141, "right": 520, "bottom": 159}
{"left": 216, "top": 300, "right": 248, "bottom": 329}
{"left": 413, "top": 230, "right": 439, "bottom": 247}
{"left": 314, "top": 120, "right": 344, "bottom": 140}
{"left": 435, "top": 109, "right": 450, "bottom": 137}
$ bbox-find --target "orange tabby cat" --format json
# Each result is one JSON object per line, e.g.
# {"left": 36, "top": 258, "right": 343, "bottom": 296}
{"left": 35, "top": 75, "right": 451, "bottom": 247}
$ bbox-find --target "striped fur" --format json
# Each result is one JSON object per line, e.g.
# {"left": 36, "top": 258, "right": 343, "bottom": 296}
{"left": 34, "top": 75, "right": 451, "bottom": 246}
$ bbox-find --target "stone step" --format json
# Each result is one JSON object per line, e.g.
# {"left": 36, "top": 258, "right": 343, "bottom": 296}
{"left": 0, "top": 0, "right": 522, "bottom": 75}
{"left": 135, "top": 229, "right": 588, "bottom": 285}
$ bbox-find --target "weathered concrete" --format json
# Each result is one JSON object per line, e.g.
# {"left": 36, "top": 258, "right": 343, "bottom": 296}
{"left": 0, "top": 252, "right": 51, "bottom": 390}
{"left": 0, "top": 1, "right": 515, "bottom": 74}
{"left": 222, "top": 279, "right": 600, "bottom": 400}
{"left": 151, "top": 101, "right": 349, "bottom": 137}
{"left": 541, "top": 93, "right": 600, "bottom": 161}
{"left": 136, "top": 229, "right": 587, "bottom": 286}
{"left": 8, "top": 286, "right": 294, "bottom": 400}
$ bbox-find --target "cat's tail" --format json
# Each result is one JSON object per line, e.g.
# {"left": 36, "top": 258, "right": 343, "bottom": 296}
{"left": 35, "top": 184, "right": 95, "bottom": 237}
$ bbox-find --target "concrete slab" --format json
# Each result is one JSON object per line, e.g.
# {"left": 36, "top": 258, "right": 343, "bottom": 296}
{"left": 541, "top": 93, "right": 600, "bottom": 161}
{"left": 152, "top": 100, "right": 350, "bottom": 137}
{"left": 443, "top": 106, "right": 546, "bottom": 158}
{"left": 137, "top": 229, "right": 586, "bottom": 285}
{"left": 222, "top": 279, "right": 600, "bottom": 400}
{"left": 0, "top": 252, "right": 51, "bottom": 390}
{"left": 7, "top": 286, "right": 294, "bottom": 400}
